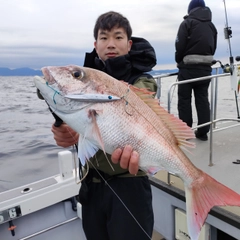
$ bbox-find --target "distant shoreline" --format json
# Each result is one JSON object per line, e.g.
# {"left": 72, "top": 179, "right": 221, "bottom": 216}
{"left": 0, "top": 67, "right": 42, "bottom": 76}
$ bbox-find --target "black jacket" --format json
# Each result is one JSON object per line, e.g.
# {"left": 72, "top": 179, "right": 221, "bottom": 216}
{"left": 83, "top": 37, "right": 156, "bottom": 84}
{"left": 175, "top": 7, "right": 217, "bottom": 66}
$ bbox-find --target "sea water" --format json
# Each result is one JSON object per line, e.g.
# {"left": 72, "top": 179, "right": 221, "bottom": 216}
{"left": 0, "top": 76, "right": 64, "bottom": 192}
{"left": 0, "top": 75, "right": 239, "bottom": 192}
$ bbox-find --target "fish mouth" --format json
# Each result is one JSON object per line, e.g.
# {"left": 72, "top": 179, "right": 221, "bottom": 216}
{"left": 34, "top": 67, "right": 53, "bottom": 100}
{"left": 41, "top": 67, "right": 56, "bottom": 84}
{"left": 34, "top": 76, "right": 47, "bottom": 100}
{"left": 34, "top": 67, "right": 58, "bottom": 100}
{"left": 35, "top": 75, "right": 46, "bottom": 84}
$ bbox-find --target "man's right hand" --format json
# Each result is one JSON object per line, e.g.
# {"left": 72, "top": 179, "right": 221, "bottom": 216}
{"left": 51, "top": 123, "right": 79, "bottom": 147}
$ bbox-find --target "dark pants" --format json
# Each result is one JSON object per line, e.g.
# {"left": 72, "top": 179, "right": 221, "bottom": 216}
{"left": 81, "top": 176, "right": 154, "bottom": 240}
{"left": 177, "top": 68, "right": 211, "bottom": 136}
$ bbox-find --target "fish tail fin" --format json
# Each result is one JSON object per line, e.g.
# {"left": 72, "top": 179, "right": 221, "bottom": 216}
{"left": 185, "top": 171, "right": 240, "bottom": 240}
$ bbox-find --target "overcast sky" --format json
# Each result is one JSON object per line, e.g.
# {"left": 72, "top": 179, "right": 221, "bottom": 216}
{"left": 1, "top": 0, "right": 240, "bottom": 70}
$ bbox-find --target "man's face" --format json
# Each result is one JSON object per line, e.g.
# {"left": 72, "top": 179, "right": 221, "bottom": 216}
{"left": 94, "top": 27, "right": 132, "bottom": 61}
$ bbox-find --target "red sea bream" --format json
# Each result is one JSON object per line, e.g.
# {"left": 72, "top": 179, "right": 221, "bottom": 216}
{"left": 34, "top": 65, "right": 240, "bottom": 240}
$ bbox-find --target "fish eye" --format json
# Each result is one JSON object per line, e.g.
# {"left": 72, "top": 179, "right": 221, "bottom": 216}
{"left": 72, "top": 70, "right": 84, "bottom": 80}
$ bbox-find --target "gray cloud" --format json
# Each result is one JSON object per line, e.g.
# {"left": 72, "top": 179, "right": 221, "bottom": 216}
{"left": 1, "top": 0, "right": 239, "bottom": 70}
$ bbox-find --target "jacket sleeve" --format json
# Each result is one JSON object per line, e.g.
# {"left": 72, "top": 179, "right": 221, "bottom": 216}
{"left": 213, "top": 24, "right": 218, "bottom": 54}
{"left": 175, "top": 21, "right": 189, "bottom": 63}
{"left": 133, "top": 76, "right": 157, "bottom": 98}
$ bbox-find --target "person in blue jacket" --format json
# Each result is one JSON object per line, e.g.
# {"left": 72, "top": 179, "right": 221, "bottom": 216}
{"left": 175, "top": 0, "right": 217, "bottom": 141}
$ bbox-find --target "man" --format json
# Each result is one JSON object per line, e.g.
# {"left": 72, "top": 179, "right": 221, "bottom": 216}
{"left": 52, "top": 11, "right": 157, "bottom": 240}
{"left": 175, "top": 0, "right": 217, "bottom": 141}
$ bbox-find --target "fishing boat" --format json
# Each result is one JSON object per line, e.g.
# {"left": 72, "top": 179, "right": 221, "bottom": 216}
{"left": 0, "top": 61, "right": 240, "bottom": 240}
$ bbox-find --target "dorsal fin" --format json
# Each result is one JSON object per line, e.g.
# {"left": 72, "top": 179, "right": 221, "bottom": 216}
{"left": 128, "top": 84, "right": 195, "bottom": 148}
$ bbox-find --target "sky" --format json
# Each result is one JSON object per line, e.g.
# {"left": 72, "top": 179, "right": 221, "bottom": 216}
{"left": 1, "top": 0, "right": 240, "bottom": 70}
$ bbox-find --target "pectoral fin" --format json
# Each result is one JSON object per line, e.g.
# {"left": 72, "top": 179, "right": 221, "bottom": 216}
{"left": 77, "top": 136, "right": 99, "bottom": 165}
{"left": 77, "top": 109, "right": 105, "bottom": 165}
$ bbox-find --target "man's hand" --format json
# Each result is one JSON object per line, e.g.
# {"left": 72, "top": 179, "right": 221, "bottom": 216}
{"left": 111, "top": 145, "right": 139, "bottom": 175}
{"left": 51, "top": 123, "right": 79, "bottom": 147}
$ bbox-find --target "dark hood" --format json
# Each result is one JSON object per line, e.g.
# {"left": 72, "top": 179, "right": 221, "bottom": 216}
{"left": 83, "top": 37, "right": 156, "bottom": 83}
{"left": 128, "top": 37, "right": 157, "bottom": 72}
{"left": 187, "top": 6, "right": 212, "bottom": 22}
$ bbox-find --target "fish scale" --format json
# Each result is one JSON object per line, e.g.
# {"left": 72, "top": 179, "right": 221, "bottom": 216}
{"left": 93, "top": 100, "right": 175, "bottom": 170}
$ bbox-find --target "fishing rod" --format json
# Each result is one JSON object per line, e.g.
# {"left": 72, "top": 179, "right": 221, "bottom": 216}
{"left": 223, "top": 0, "right": 233, "bottom": 68}
{"left": 222, "top": 0, "right": 240, "bottom": 118}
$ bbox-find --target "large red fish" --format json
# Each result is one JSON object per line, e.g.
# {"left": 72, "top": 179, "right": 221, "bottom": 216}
{"left": 34, "top": 65, "right": 240, "bottom": 240}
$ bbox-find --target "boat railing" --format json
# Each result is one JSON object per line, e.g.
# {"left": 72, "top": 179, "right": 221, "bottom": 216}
{"left": 154, "top": 66, "right": 235, "bottom": 119}
{"left": 154, "top": 65, "right": 240, "bottom": 183}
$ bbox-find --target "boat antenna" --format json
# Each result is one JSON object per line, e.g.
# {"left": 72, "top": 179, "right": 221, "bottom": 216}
{"left": 223, "top": 0, "right": 233, "bottom": 68}
{"left": 223, "top": 0, "right": 240, "bottom": 118}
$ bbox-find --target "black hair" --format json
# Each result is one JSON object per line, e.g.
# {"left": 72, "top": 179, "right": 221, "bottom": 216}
{"left": 93, "top": 11, "right": 132, "bottom": 40}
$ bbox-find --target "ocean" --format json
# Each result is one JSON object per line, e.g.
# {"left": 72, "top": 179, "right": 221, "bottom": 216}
{"left": 0, "top": 76, "right": 64, "bottom": 192}
{"left": 0, "top": 74, "right": 239, "bottom": 193}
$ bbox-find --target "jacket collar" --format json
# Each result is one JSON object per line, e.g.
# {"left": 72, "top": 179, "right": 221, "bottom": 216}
{"left": 83, "top": 37, "right": 156, "bottom": 82}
